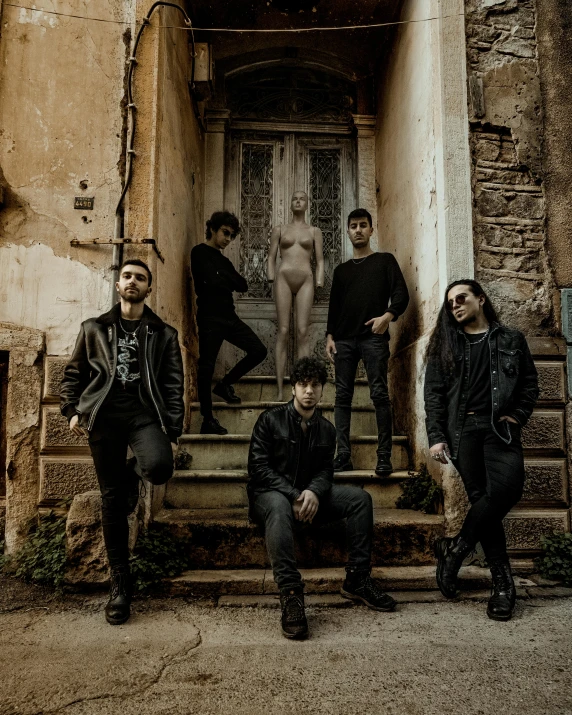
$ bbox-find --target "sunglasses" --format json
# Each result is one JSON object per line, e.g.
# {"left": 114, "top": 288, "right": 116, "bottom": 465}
{"left": 447, "top": 294, "right": 469, "bottom": 310}
{"left": 221, "top": 229, "right": 237, "bottom": 240}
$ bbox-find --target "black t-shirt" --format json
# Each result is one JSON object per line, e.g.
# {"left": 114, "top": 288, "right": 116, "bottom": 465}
{"left": 326, "top": 253, "right": 409, "bottom": 340}
{"left": 466, "top": 331, "right": 492, "bottom": 414}
{"left": 102, "top": 319, "right": 143, "bottom": 412}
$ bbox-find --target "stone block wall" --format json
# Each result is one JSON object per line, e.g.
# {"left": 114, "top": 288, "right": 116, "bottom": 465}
{"left": 465, "top": 0, "right": 557, "bottom": 334}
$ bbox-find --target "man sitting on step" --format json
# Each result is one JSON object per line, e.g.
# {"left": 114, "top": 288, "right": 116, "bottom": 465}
{"left": 248, "top": 356, "right": 396, "bottom": 640}
{"left": 191, "top": 211, "right": 268, "bottom": 435}
{"left": 61, "top": 259, "right": 184, "bottom": 626}
{"left": 326, "top": 208, "right": 409, "bottom": 477}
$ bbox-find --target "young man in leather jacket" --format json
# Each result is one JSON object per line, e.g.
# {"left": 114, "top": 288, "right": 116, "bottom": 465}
{"left": 248, "top": 356, "right": 396, "bottom": 640}
{"left": 424, "top": 279, "right": 538, "bottom": 621}
{"left": 61, "top": 259, "right": 184, "bottom": 625}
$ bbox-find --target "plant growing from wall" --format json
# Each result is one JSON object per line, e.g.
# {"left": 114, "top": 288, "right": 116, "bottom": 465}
{"left": 396, "top": 465, "right": 443, "bottom": 515}
{"left": 13, "top": 512, "right": 67, "bottom": 590}
{"left": 535, "top": 532, "right": 572, "bottom": 585}
{"left": 130, "top": 524, "right": 192, "bottom": 593}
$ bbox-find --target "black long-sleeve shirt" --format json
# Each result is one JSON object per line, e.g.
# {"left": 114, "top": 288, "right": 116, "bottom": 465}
{"left": 190, "top": 243, "right": 248, "bottom": 320}
{"left": 326, "top": 252, "right": 409, "bottom": 340}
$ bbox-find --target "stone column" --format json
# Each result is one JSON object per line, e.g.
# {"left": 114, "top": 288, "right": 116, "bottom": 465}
{"left": 204, "top": 109, "right": 231, "bottom": 221}
{"left": 352, "top": 114, "right": 378, "bottom": 251}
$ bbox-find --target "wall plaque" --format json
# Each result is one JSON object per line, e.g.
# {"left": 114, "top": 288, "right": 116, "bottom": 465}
{"left": 74, "top": 197, "right": 94, "bottom": 210}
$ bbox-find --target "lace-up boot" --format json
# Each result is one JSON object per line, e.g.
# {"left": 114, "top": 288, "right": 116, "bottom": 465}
{"left": 333, "top": 452, "right": 353, "bottom": 472}
{"left": 200, "top": 416, "right": 228, "bottom": 435}
{"left": 487, "top": 560, "right": 516, "bottom": 621}
{"left": 105, "top": 569, "right": 131, "bottom": 625}
{"left": 279, "top": 588, "right": 308, "bottom": 639}
{"left": 341, "top": 569, "right": 397, "bottom": 611}
{"left": 213, "top": 381, "right": 241, "bottom": 404}
{"left": 434, "top": 534, "right": 473, "bottom": 599}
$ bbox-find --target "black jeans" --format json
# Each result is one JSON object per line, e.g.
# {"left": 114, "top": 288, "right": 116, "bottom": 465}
{"left": 197, "top": 314, "right": 267, "bottom": 418}
{"left": 251, "top": 485, "right": 373, "bottom": 591}
{"left": 334, "top": 333, "right": 391, "bottom": 457}
{"left": 88, "top": 407, "right": 174, "bottom": 571}
{"left": 452, "top": 415, "right": 525, "bottom": 563}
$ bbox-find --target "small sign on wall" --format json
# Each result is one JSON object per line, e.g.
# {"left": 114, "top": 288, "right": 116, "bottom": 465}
{"left": 74, "top": 197, "right": 94, "bottom": 210}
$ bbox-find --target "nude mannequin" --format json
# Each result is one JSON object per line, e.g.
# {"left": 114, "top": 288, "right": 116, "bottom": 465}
{"left": 267, "top": 191, "right": 325, "bottom": 401}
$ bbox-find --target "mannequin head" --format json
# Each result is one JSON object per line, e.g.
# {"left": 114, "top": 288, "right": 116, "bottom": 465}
{"left": 291, "top": 191, "right": 308, "bottom": 216}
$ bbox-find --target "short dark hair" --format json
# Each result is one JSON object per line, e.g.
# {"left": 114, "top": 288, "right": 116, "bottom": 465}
{"left": 119, "top": 259, "right": 152, "bottom": 286}
{"left": 290, "top": 357, "right": 328, "bottom": 387}
{"left": 206, "top": 211, "right": 241, "bottom": 240}
{"left": 347, "top": 208, "right": 372, "bottom": 227}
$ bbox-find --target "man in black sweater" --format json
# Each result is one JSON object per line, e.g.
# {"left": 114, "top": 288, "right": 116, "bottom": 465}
{"left": 191, "top": 211, "right": 267, "bottom": 434}
{"left": 326, "top": 208, "right": 409, "bottom": 475}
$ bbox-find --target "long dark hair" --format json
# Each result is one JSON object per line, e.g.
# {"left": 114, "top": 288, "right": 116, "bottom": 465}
{"left": 425, "top": 279, "right": 499, "bottom": 373}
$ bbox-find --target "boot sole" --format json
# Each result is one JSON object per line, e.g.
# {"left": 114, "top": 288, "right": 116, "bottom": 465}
{"left": 340, "top": 588, "right": 396, "bottom": 612}
{"left": 433, "top": 539, "right": 459, "bottom": 600}
{"left": 106, "top": 612, "right": 131, "bottom": 626}
{"left": 281, "top": 628, "right": 309, "bottom": 640}
{"left": 486, "top": 608, "right": 513, "bottom": 622}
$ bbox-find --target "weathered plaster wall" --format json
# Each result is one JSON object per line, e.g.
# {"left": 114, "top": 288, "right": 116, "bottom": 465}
{"left": 535, "top": 0, "right": 572, "bottom": 289}
{"left": 375, "top": 0, "right": 441, "bottom": 464}
{"left": 465, "top": 0, "right": 558, "bottom": 333}
{"left": 0, "top": 1, "right": 133, "bottom": 351}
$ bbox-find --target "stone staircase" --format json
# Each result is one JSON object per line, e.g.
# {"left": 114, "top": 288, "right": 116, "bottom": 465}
{"left": 154, "top": 376, "right": 445, "bottom": 591}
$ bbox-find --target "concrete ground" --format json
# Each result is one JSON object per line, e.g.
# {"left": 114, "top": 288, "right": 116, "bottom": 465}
{"left": 2, "top": 577, "right": 572, "bottom": 715}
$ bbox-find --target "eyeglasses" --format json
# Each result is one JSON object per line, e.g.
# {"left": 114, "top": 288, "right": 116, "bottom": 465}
{"left": 447, "top": 294, "right": 468, "bottom": 310}
{"left": 221, "top": 229, "right": 237, "bottom": 240}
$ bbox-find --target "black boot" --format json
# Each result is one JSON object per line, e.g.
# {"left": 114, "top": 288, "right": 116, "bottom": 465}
{"left": 375, "top": 453, "right": 393, "bottom": 476}
{"left": 341, "top": 569, "right": 396, "bottom": 611}
{"left": 200, "top": 416, "right": 228, "bottom": 435}
{"left": 213, "top": 381, "right": 241, "bottom": 404}
{"left": 105, "top": 570, "right": 131, "bottom": 625}
{"left": 487, "top": 560, "right": 516, "bottom": 621}
{"left": 434, "top": 535, "right": 473, "bottom": 599}
{"left": 280, "top": 588, "right": 308, "bottom": 640}
{"left": 333, "top": 452, "right": 353, "bottom": 472}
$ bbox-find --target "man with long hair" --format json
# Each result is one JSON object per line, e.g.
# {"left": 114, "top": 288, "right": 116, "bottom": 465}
{"left": 191, "top": 211, "right": 267, "bottom": 435}
{"left": 424, "top": 279, "right": 538, "bottom": 620}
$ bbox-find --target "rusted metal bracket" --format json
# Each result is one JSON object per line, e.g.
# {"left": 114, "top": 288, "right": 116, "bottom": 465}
{"left": 70, "top": 237, "right": 165, "bottom": 263}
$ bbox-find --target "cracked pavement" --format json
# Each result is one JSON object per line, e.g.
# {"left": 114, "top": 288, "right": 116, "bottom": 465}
{"left": 1, "top": 580, "right": 572, "bottom": 715}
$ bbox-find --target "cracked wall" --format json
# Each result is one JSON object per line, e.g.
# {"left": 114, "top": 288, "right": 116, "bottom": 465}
{"left": 466, "top": 0, "right": 558, "bottom": 333}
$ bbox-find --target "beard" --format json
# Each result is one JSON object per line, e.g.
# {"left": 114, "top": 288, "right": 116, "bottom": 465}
{"left": 118, "top": 286, "right": 146, "bottom": 303}
{"left": 456, "top": 313, "right": 477, "bottom": 326}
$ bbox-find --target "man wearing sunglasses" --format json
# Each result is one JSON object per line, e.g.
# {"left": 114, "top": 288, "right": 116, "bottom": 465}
{"left": 191, "top": 211, "right": 267, "bottom": 434}
{"left": 424, "top": 279, "right": 538, "bottom": 621}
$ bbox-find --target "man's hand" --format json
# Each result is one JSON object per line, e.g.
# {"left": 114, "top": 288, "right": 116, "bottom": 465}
{"left": 293, "top": 490, "right": 319, "bottom": 523}
{"left": 429, "top": 442, "right": 451, "bottom": 465}
{"left": 365, "top": 311, "right": 393, "bottom": 335}
{"left": 69, "top": 414, "right": 86, "bottom": 437}
{"left": 325, "top": 334, "right": 337, "bottom": 364}
{"left": 499, "top": 415, "right": 519, "bottom": 424}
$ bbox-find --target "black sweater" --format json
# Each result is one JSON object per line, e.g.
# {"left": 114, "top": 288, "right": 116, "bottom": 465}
{"left": 326, "top": 252, "right": 409, "bottom": 340}
{"left": 190, "top": 243, "right": 248, "bottom": 319}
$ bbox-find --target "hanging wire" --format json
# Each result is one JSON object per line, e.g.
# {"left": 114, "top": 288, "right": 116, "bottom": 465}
{"left": 4, "top": 3, "right": 464, "bottom": 31}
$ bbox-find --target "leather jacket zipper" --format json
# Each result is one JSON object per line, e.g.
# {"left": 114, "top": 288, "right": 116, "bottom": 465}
{"left": 144, "top": 326, "right": 167, "bottom": 434}
{"left": 87, "top": 324, "right": 117, "bottom": 431}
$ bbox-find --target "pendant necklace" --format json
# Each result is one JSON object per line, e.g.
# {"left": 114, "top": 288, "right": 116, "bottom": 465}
{"left": 119, "top": 317, "right": 140, "bottom": 337}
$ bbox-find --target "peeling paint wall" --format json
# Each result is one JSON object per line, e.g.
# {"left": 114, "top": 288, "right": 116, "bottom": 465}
{"left": 0, "top": 0, "right": 134, "bottom": 348}
{"left": 375, "top": 0, "right": 441, "bottom": 463}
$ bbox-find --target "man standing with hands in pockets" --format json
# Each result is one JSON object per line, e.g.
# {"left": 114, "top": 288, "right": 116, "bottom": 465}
{"left": 326, "top": 209, "right": 409, "bottom": 476}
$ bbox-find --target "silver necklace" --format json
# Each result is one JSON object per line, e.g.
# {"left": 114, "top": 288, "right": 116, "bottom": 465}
{"left": 467, "top": 327, "right": 490, "bottom": 345}
{"left": 119, "top": 317, "right": 140, "bottom": 337}
{"left": 352, "top": 253, "right": 373, "bottom": 264}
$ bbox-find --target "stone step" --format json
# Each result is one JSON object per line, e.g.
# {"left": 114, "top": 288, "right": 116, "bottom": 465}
{"left": 166, "top": 563, "right": 537, "bottom": 597}
{"left": 228, "top": 375, "right": 372, "bottom": 406}
{"left": 154, "top": 507, "right": 444, "bottom": 568}
{"left": 177, "top": 434, "right": 409, "bottom": 471}
{"left": 190, "top": 402, "right": 377, "bottom": 435}
{"left": 164, "top": 469, "right": 413, "bottom": 510}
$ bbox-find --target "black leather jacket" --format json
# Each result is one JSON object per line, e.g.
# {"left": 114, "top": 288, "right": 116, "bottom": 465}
{"left": 424, "top": 323, "right": 538, "bottom": 459}
{"left": 247, "top": 401, "right": 336, "bottom": 504}
{"left": 60, "top": 304, "right": 184, "bottom": 441}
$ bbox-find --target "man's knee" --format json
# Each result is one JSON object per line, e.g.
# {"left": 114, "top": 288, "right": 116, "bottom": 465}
{"left": 140, "top": 457, "right": 174, "bottom": 486}
{"left": 255, "top": 491, "right": 293, "bottom": 525}
{"left": 250, "top": 341, "right": 268, "bottom": 362}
